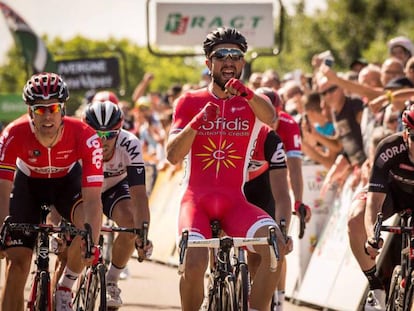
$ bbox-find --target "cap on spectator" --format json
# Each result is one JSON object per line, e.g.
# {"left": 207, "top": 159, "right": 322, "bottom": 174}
{"left": 388, "top": 36, "right": 414, "bottom": 56}
{"left": 349, "top": 58, "right": 368, "bottom": 70}
{"left": 384, "top": 76, "right": 414, "bottom": 89}
{"left": 167, "top": 84, "right": 182, "bottom": 97}
{"left": 135, "top": 96, "right": 151, "bottom": 110}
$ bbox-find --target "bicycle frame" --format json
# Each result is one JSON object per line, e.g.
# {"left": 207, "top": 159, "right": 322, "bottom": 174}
{"left": 374, "top": 211, "right": 414, "bottom": 311}
{"left": 178, "top": 224, "right": 279, "bottom": 311}
{"left": 27, "top": 204, "right": 53, "bottom": 311}
{"left": 0, "top": 205, "right": 93, "bottom": 311}
{"left": 73, "top": 221, "right": 149, "bottom": 311}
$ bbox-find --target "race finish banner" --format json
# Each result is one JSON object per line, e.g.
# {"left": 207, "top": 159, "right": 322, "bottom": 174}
{"left": 56, "top": 57, "right": 120, "bottom": 91}
{"left": 0, "top": 94, "right": 26, "bottom": 122}
{"left": 154, "top": 1, "right": 274, "bottom": 48}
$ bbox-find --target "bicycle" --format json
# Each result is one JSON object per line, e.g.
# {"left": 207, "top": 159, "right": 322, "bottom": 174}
{"left": 373, "top": 210, "right": 414, "bottom": 311}
{"left": 73, "top": 221, "right": 149, "bottom": 311}
{"left": 178, "top": 221, "right": 279, "bottom": 311}
{"left": 0, "top": 204, "right": 93, "bottom": 311}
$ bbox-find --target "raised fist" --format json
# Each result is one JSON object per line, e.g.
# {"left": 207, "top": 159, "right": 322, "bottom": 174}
{"left": 189, "top": 102, "right": 220, "bottom": 130}
{"left": 225, "top": 78, "right": 254, "bottom": 100}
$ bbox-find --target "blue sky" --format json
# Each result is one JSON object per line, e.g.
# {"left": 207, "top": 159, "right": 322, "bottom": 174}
{"left": 0, "top": 0, "right": 326, "bottom": 64}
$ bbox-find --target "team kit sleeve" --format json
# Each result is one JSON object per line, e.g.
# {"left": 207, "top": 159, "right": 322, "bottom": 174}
{"left": 0, "top": 126, "right": 18, "bottom": 181}
{"left": 265, "top": 131, "right": 288, "bottom": 170}
{"left": 123, "top": 132, "right": 146, "bottom": 187}
{"left": 78, "top": 125, "right": 104, "bottom": 187}
{"left": 368, "top": 140, "right": 391, "bottom": 194}
{"left": 169, "top": 94, "right": 198, "bottom": 134}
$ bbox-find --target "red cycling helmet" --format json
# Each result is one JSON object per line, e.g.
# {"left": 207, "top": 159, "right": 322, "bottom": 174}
{"left": 255, "top": 87, "right": 282, "bottom": 115}
{"left": 92, "top": 91, "right": 119, "bottom": 105}
{"left": 402, "top": 104, "right": 414, "bottom": 130}
{"left": 22, "top": 72, "right": 69, "bottom": 105}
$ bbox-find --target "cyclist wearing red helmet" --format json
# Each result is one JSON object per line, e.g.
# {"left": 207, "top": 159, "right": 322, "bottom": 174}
{"left": 363, "top": 104, "right": 414, "bottom": 309}
{"left": 0, "top": 72, "right": 104, "bottom": 311}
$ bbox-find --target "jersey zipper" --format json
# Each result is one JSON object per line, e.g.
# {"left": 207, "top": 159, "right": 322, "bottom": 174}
{"left": 48, "top": 147, "right": 52, "bottom": 178}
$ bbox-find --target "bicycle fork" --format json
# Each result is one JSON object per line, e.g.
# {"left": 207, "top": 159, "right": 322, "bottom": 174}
{"left": 28, "top": 232, "right": 52, "bottom": 311}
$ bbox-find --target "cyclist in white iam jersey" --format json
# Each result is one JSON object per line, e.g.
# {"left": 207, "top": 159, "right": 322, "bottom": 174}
{"left": 83, "top": 95, "right": 152, "bottom": 309}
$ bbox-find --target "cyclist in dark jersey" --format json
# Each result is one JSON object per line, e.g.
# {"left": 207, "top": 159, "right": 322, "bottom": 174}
{"left": 364, "top": 104, "right": 414, "bottom": 310}
{"left": 166, "top": 27, "right": 286, "bottom": 311}
{"left": 0, "top": 72, "right": 103, "bottom": 310}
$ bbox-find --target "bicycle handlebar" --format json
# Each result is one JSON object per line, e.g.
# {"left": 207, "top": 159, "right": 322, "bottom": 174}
{"left": 293, "top": 204, "right": 307, "bottom": 239}
{"left": 178, "top": 225, "right": 279, "bottom": 274}
{"left": 101, "top": 222, "right": 149, "bottom": 262}
{"left": 373, "top": 212, "right": 383, "bottom": 245}
{"left": 0, "top": 218, "right": 94, "bottom": 258}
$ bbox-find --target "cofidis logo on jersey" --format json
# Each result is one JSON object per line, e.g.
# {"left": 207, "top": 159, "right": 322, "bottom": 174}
{"left": 200, "top": 117, "right": 249, "bottom": 132}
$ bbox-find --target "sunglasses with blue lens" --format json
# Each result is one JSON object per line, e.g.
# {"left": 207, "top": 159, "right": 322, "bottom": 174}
{"left": 210, "top": 48, "right": 244, "bottom": 61}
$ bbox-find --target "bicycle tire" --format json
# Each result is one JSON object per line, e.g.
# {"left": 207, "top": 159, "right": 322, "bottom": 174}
{"left": 96, "top": 263, "right": 107, "bottom": 311}
{"left": 74, "top": 263, "right": 107, "bottom": 311}
{"left": 235, "top": 263, "right": 249, "bottom": 311}
{"left": 73, "top": 273, "right": 87, "bottom": 311}
{"left": 221, "top": 275, "right": 237, "bottom": 311}
{"left": 386, "top": 265, "right": 402, "bottom": 311}
{"left": 35, "top": 271, "right": 50, "bottom": 311}
{"left": 207, "top": 274, "right": 220, "bottom": 311}
{"left": 403, "top": 271, "right": 414, "bottom": 311}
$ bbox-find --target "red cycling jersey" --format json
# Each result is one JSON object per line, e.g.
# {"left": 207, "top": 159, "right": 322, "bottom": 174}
{"left": 0, "top": 114, "right": 103, "bottom": 187}
{"left": 170, "top": 88, "right": 275, "bottom": 241}
{"left": 276, "top": 111, "right": 302, "bottom": 158}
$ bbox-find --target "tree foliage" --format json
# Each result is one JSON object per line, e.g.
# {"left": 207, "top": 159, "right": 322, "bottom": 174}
{"left": 252, "top": 0, "right": 414, "bottom": 77}
{"left": 0, "top": 36, "right": 202, "bottom": 114}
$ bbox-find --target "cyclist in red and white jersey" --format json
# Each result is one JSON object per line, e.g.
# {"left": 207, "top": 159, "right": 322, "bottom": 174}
{"left": 166, "top": 27, "right": 286, "bottom": 311}
{"left": 0, "top": 72, "right": 104, "bottom": 311}
{"left": 247, "top": 88, "right": 311, "bottom": 310}
{"left": 83, "top": 97, "right": 151, "bottom": 308}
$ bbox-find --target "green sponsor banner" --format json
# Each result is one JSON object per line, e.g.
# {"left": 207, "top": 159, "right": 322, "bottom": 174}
{"left": 0, "top": 94, "right": 27, "bottom": 122}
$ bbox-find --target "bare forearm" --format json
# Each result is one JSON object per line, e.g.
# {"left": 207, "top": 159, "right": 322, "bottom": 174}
{"left": 166, "top": 127, "right": 197, "bottom": 164}
{"left": 287, "top": 158, "right": 304, "bottom": 202}
{"left": 302, "top": 142, "right": 336, "bottom": 169}
{"left": 0, "top": 179, "right": 12, "bottom": 224}
{"left": 248, "top": 94, "right": 275, "bottom": 125}
{"left": 130, "top": 185, "right": 150, "bottom": 226}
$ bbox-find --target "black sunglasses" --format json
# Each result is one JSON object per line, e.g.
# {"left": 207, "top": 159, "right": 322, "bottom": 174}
{"left": 320, "top": 85, "right": 338, "bottom": 96}
{"left": 210, "top": 48, "right": 244, "bottom": 61}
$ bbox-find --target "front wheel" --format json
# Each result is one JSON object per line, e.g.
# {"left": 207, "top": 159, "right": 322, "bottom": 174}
{"left": 235, "top": 263, "right": 249, "bottom": 311}
{"left": 73, "top": 264, "right": 107, "bottom": 311}
{"left": 36, "top": 271, "right": 50, "bottom": 311}
{"left": 403, "top": 271, "right": 414, "bottom": 311}
{"left": 221, "top": 275, "right": 237, "bottom": 311}
{"left": 386, "top": 265, "right": 402, "bottom": 311}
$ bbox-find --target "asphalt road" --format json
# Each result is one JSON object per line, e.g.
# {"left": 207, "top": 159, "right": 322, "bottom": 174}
{"left": 105, "top": 259, "right": 319, "bottom": 311}
{"left": 0, "top": 255, "right": 319, "bottom": 310}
